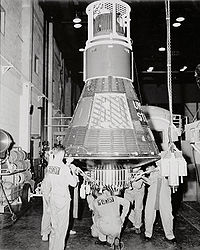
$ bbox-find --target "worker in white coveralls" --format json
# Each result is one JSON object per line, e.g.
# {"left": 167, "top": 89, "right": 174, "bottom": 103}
{"left": 124, "top": 167, "right": 146, "bottom": 234}
{"left": 41, "top": 147, "right": 58, "bottom": 241}
{"left": 42, "top": 146, "right": 79, "bottom": 250}
{"left": 87, "top": 188, "right": 130, "bottom": 248}
{"left": 144, "top": 162, "right": 176, "bottom": 243}
{"left": 41, "top": 147, "right": 79, "bottom": 241}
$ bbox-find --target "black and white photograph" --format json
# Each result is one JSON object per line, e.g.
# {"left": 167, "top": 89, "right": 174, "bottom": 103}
{"left": 0, "top": 0, "right": 200, "bottom": 249}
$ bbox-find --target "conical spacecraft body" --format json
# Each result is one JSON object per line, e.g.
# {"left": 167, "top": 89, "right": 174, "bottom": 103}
{"left": 63, "top": 0, "right": 160, "bottom": 192}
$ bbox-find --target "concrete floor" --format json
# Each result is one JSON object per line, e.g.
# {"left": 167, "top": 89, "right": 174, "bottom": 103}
{"left": 0, "top": 198, "right": 200, "bottom": 250}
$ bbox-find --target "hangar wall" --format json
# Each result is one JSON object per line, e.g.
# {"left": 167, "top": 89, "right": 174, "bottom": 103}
{"left": 0, "top": 0, "right": 72, "bottom": 179}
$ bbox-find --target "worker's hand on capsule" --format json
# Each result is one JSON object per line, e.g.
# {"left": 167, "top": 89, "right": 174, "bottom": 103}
{"left": 73, "top": 168, "right": 80, "bottom": 175}
{"left": 70, "top": 164, "right": 80, "bottom": 175}
{"left": 66, "top": 156, "right": 74, "bottom": 165}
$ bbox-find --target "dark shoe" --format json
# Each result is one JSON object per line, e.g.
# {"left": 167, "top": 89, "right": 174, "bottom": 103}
{"left": 125, "top": 226, "right": 134, "bottom": 233}
{"left": 144, "top": 236, "right": 151, "bottom": 241}
{"left": 106, "top": 242, "right": 112, "bottom": 247}
{"left": 166, "top": 237, "right": 177, "bottom": 244}
{"left": 95, "top": 239, "right": 107, "bottom": 245}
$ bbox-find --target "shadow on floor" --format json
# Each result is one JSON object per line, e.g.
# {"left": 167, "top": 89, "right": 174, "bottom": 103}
{"left": 0, "top": 198, "right": 200, "bottom": 250}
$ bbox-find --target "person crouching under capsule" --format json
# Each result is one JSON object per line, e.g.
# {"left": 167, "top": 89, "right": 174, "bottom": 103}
{"left": 87, "top": 187, "right": 130, "bottom": 248}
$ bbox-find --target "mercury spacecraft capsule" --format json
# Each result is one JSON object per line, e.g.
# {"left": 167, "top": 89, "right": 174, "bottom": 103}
{"left": 63, "top": 0, "right": 160, "bottom": 192}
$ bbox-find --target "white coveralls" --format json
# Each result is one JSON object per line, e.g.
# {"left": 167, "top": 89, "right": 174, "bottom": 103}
{"left": 41, "top": 175, "right": 51, "bottom": 238}
{"left": 144, "top": 167, "right": 175, "bottom": 240}
{"left": 124, "top": 178, "right": 144, "bottom": 230}
{"left": 43, "top": 153, "right": 78, "bottom": 250}
{"left": 88, "top": 192, "right": 129, "bottom": 245}
{"left": 41, "top": 152, "right": 54, "bottom": 239}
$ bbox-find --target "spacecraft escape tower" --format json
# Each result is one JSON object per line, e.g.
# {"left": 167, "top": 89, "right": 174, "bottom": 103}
{"left": 63, "top": 0, "right": 160, "bottom": 192}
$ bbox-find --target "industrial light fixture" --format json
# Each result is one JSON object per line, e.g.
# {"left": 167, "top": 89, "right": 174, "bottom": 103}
{"left": 79, "top": 48, "right": 84, "bottom": 52}
{"left": 173, "top": 22, "right": 181, "bottom": 27}
{"left": 74, "top": 23, "right": 82, "bottom": 29}
{"left": 176, "top": 17, "right": 185, "bottom": 22}
{"left": 180, "top": 66, "right": 187, "bottom": 72}
{"left": 147, "top": 67, "right": 154, "bottom": 72}
{"left": 158, "top": 47, "right": 166, "bottom": 52}
{"left": 73, "top": 13, "right": 81, "bottom": 24}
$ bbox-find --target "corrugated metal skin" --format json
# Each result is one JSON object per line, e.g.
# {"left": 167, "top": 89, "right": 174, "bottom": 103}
{"left": 64, "top": 127, "right": 87, "bottom": 146}
{"left": 64, "top": 127, "right": 158, "bottom": 158}
{"left": 63, "top": 77, "right": 159, "bottom": 161}
{"left": 83, "top": 77, "right": 126, "bottom": 97}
